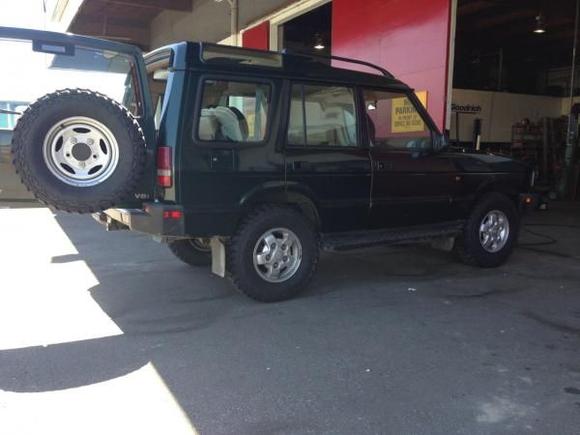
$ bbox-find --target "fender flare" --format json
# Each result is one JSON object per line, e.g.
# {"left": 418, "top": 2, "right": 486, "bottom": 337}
{"left": 475, "top": 175, "right": 520, "bottom": 204}
{"left": 239, "top": 181, "right": 321, "bottom": 227}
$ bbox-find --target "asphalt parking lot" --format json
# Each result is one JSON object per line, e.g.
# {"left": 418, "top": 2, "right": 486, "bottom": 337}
{"left": 0, "top": 204, "right": 579, "bottom": 435}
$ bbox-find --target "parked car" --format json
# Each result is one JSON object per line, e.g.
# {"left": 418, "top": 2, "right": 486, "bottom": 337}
{"left": 1, "top": 27, "right": 536, "bottom": 302}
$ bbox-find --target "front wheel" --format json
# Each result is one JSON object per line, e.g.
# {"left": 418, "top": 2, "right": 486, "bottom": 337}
{"left": 228, "top": 206, "right": 319, "bottom": 302}
{"left": 456, "top": 193, "right": 520, "bottom": 268}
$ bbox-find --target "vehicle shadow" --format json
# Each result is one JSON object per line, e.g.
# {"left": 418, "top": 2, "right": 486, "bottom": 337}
{"left": 1, "top": 208, "right": 579, "bottom": 435}
{"left": 0, "top": 211, "right": 569, "bottom": 393}
{"left": 0, "top": 214, "right": 474, "bottom": 393}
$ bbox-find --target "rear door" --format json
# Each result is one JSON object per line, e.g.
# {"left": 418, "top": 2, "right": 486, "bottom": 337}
{"left": 180, "top": 74, "right": 286, "bottom": 236}
{"left": 284, "top": 82, "right": 371, "bottom": 232}
{"left": 0, "top": 27, "right": 156, "bottom": 202}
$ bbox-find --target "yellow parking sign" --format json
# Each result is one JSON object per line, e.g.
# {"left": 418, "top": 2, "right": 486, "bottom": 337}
{"left": 391, "top": 91, "right": 428, "bottom": 133}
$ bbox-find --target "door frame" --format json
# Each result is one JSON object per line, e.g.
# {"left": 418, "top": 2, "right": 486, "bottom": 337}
{"left": 268, "top": 0, "right": 332, "bottom": 51}
{"left": 445, "top": 0, "right": 459, "bottom": 133}
{"left": 239, "top": 0, "right": 331, "bottom": 52}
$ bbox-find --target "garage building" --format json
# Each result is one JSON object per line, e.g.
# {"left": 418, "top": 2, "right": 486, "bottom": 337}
{"left": 46, "top": 0, "right": 580, "bottom": 200}
{"left": 1, "top": 0, "right": 578, "bottom": 202}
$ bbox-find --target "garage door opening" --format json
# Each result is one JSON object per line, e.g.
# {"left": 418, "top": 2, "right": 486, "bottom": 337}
{"left": 452, "top": 0, "right": 580, "bottom": 199}
{"left": 278, "top": 2, "right": 332, "bottom": 59}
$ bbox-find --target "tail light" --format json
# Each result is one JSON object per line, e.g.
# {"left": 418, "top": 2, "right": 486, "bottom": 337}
{"left": 157, "top": 146, "right": 172, "bottom": 188}
{"left": 163, "top": 210, "right": 183, "bottom": 220}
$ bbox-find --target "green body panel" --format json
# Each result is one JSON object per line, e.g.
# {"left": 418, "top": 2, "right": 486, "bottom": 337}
{"left": 0, "top": 30, "right": 532, "bottom": 236}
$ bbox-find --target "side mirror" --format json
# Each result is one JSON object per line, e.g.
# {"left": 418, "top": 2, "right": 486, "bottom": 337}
{"left": 433, "top": 133, "right": 450, "bottom": 152}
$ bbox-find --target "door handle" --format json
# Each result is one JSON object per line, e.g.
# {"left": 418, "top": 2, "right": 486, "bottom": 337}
{"left": 374, "top": 161, "right": 392, "bottom": 171}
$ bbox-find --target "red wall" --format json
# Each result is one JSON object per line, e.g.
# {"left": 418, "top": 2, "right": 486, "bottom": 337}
{"left": 332, "top": 0, "right": 452, "bottom": 131}
{"left": 242, "top": 21, "right": 270, "bottom": 50}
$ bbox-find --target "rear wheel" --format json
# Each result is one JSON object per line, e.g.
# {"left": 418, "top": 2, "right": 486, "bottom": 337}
{"left": 228, "top": 206, "right": 319, "bottom": 302}
{"left": 11, "top": 89, "right": 146, "bottom": 213}
{"left": 456, "top": 193, "right": 520, "bottom": 268}
{"left": 168, "top": 238, "right": 211, "bottom": 267}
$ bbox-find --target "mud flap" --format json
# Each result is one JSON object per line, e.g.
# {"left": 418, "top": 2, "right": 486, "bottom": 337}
{"left": 211, "top": 237, "right": 226, "bottom": 277}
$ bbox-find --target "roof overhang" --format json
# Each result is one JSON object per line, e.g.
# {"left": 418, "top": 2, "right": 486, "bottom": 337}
{"left": 66, "top": 0, "right": 192, "bottom": 50}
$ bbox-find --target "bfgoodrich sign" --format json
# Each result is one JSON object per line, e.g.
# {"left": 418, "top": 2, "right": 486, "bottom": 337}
{"left": 451, "top": 103, "right": 482, "bottom": 114}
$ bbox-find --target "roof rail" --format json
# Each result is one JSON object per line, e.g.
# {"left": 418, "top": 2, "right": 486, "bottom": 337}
{"left": 281, "top": 49, "right": 394, "bottom": 79}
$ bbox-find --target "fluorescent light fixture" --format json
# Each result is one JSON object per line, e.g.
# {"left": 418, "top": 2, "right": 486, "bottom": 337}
{"left": 314, "top": 33, "right": 325, "bottom": 50}
{"left": 534, "top": 13, "right": 546, "bottom": 33}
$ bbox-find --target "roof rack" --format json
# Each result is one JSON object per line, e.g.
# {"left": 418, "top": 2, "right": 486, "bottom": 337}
{"left": 281, "top": 49, "right": 395, "bottom": 79}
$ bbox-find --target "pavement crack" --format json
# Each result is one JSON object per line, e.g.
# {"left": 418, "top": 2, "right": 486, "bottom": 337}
{"left": 446, "top": 287, "right": 525, "bottom": 299}
{"left": 522, "top": 311, "right": 580, "bottom": 337}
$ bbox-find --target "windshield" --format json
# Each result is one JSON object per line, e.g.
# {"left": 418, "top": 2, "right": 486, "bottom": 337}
{"left": 0, "top": 38, "right": 141, "bottom": 137}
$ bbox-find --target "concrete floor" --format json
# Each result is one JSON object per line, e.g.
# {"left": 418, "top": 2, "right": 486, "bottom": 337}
{"left": 0, "top": 204, "right": 579, "bottom": 435}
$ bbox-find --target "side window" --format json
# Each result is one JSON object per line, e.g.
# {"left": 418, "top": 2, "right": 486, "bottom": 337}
{"left": 197, "top": 80, "right": 270, "bottom": 143}
{"left": 149, "top": 66, "right": 170, "bottom": 132}
{"left": 287, "top": 84, "right": 357, "bottom": 147}
{"left": 363, "top": 89, "right": 431, "bottom": 151}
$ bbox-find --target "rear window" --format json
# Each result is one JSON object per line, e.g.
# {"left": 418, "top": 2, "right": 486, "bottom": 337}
{"left": 145, "top": 51, "right": 173, "bottom": 131}
{"left": 196, "top": 79, "right": 271, "bottom": 143}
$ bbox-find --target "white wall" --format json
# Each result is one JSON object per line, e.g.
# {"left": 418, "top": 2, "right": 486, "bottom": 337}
{"left": 450, "top": 89, "right": 563, "bottom": 143}
{"left": 560, "top": 96, "right": 580, "bottom": 115}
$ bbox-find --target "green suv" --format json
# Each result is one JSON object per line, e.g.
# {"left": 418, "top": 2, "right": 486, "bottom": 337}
{"left": 1, "top": 27, "right": 536, "bottom": 302}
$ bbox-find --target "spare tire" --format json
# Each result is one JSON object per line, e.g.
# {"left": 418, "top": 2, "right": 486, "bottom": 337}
{"left": 11, "top": 89, "right": 146, "bottom": 213}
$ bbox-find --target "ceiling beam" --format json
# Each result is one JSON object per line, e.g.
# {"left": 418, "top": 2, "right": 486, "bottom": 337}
{"left": 458, "top": 0, "right": 494, "bottom": 16}
{"left": 73, "top": 14, "right": 149, "bottom": 29}
{"left": 467, "top": 10, "right": 536, "bottom": 30}
{"left": 71, "top": 18, "right": 150, "bottom": 49}
{"left": 458, "top": 14, "right": 575, "bottom": 43}
{"left": 102, "top": 0, "right": 191, "bottom": 11}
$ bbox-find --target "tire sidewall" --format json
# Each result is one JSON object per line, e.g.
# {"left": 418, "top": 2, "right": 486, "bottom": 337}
{"left": 231, "top": 209, "right": 318, "bottom": 302}
{"left": 463, "top": 194, "right": 520, "bottom": 267}
{"left": 14, "top": 91, "right": 144, "bottom": 210}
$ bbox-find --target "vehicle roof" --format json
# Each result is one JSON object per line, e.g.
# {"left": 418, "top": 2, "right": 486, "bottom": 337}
{"left": 147, "top": 41, "right": 412, "bottom": 92}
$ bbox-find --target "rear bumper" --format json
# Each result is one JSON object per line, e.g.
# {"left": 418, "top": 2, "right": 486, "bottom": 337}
{"left": 92, "top": 202, "right": 185, "bottom": 237}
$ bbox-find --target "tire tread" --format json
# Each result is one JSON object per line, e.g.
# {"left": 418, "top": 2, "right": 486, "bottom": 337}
{"left": 11, "top": 88, "right": 146, "bottom": 213}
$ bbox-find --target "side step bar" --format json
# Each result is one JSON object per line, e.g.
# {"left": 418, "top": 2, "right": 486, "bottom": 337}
{"left": 321, "top": 220, "right": 465, "bottom": 251}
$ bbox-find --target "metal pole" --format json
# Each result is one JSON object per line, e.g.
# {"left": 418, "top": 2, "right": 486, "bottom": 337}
{"left": 455, "top": 111, "right": 460, "bottom": 146}
{"left": 229, "top": 0, "right": 239, "bottom": 46}
{"left": 497, "top": 47, "right": 503, "bottom": 91}
{"left": 560, "top": 0, "right": 580, "bottom": 197}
